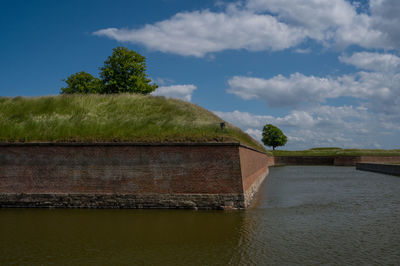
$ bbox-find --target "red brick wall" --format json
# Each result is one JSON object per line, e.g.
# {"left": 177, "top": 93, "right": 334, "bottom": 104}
{"left": 273, "top": 156, "right": 335, "bottom": 165}
{"left": 0, "top": 144, "right": 244, "bottom": 195}
{"left": 359, "top": 156, "right": 400, "bottom": 164}
{"left": 333, "top": 156, "right": 360, "bottom": 166}
{"left": 239, "top": 146, "right": 270, "bottom": 193}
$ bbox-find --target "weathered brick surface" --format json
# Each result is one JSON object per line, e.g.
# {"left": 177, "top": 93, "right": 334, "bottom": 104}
{"left": 0, "top": 143, "right": 270, "bottom": 209}
{"left": 0, "top": 193, "right": 246, "bottom": 210}
{"left": 239, "top": 147, "right": 271, "bottom": 206}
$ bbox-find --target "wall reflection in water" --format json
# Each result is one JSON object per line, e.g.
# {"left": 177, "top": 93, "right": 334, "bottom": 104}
{"left": 1, "top": 166, "right": 399, "bottom": 265}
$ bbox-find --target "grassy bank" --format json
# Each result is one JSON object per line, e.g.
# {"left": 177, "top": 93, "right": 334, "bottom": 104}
{"left": 0, "top": 94, "right": 267, "bottom": 153}
{"left": 272, "top": 147, "right": 400, "bottom": 157}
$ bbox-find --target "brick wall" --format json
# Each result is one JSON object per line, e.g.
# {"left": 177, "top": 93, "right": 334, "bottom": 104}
{"left": 359, "top": 156, "right": 400, "bottom": 164}
{"left": 0, "top": 143, "right": 270, "bottom": 209}
{"left": 356, "top": 163, "right": 400, "bottom": 176}
{"left": 272, "top": 155, "right": 400, "bottom": 166}
{"left": 239, "top": 146, "right": 271, "bottom": 206}
{"left": 273, "top": 156, "right": 335, "bottom": 166}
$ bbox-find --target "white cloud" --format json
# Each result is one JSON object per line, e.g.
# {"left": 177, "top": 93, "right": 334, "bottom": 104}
{"left": 227, "top": 73, "right": 342, "bottom": 107}
{"left": 94, "top": 0, "right": 400, "bottom": 56}
{"left": 294, "top": 48, "right": 311, "bottom": 54}
{"left": 246, "top": 0, "right": 356, "bottom": 36}
{"left": 214, "top": 106, "right": 399, "bottom": 149}
{"left": 214, "top": 110, "right": 274, "bottom": 128}
{"left": 245, "top": 128, "right": 263, "bottom": 142}
{"left": 246, "top": 0, "right": 393, "bottom": 50}
{"left": 94, "top": 9, "right": 305, "bottom": 57}
{"left": 370, "top": 0, "right": 400, "bottom": 50}
{"left": 339, "top": 52, "right": 400, "bottom": 72}
{"left": 227, "top": 69, "right": 400, "bottom": 114}
{"left": 151, "top": 84, "right": 196, "bottom": 101}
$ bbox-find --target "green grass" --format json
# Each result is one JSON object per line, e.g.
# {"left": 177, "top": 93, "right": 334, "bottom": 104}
{"left": 272, "top": 147, "right": 400, "bottom": 156}
{"left": 0, "top": 94, "right": 267, "bottom": 153}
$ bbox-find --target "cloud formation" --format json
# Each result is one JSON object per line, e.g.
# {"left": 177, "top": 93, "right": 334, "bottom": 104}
{"left": 227, "top": 53, "right": 400, "bottom": 115}
{"left": 214, "top": 105, "right": 399, "bottom": 149}
{"left": 224, "top": 50, "right": 400, "bottom": 149}
{"left": 94, "top": 0, "right": 400, "bottom": 57}
{"left": 370, "top": 0, "right": 400, "bottom": 50}
{"left": 151, "top": 84, "right": 196, "bottom": 101}
{"left": 246, "top": 0, "right": 389, "bottom": 49}
{"left": 94, "top": 9, "right": 305, "bottom": 57}
{"left": 339, "top": 52, "right": 400, "bottom": 72}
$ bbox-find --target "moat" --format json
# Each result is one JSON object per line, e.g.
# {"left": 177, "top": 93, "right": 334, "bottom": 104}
{"left": 1, "top": 166, "right": 399, "bottom": 265}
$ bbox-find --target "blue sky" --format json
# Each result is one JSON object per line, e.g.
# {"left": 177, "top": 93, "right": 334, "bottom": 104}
{"left": 1, "top": 0, "right": 399, "bottom": 149}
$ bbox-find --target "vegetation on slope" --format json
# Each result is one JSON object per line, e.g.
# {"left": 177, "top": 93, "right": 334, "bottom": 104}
{"left": 0, "top": 94, "right": 267, "bottom": 153}
{"left": 272, "top": 147, "right": 400, "bottom": 157}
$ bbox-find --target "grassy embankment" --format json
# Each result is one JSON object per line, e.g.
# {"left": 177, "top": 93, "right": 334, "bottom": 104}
{"left": 0, "top": 94, "right": 267, "bottom": 153}
{"left": 272, "top": 147, "right": 400, "bottom": 157}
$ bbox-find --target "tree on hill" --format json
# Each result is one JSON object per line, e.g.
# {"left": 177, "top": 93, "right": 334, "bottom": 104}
{"left": 262, "top": 124, "right": 287, "bottom": 150}
{"left": 99, "top": 47, "right": 158, "bottom": 94}
{"left": 61, "top": 71, "right": 102, "bottom": 94}
{"left": 61, "top": 47, "right": 158, "bottom": 94}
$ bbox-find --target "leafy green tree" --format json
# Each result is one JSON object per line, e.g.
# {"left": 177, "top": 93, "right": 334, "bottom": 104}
{"left": 61, "top": 71, "right": 102, "bottom": 94}
{"left": 262, "top": 124, "right": 287, "bottom": 150}
{"left": 99, "top": 47, "right": 158, "bottom": 94}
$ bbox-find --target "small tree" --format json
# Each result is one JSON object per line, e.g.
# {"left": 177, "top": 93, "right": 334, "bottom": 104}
{"left": 99, "top": 46, "right": 158, "bottom": 94}
{"left": 61, "top": 71, "right": 102, "bottom": 94}
{"left": 262, "top": 124, "right": 287, "bottom": 150}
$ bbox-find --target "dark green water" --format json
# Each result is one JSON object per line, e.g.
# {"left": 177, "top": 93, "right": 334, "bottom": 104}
{"left": 1, "top": 166, "right": 399, "bottom": 265}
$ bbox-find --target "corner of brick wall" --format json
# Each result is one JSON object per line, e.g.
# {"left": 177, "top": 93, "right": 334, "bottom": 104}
{"left": 238, "top": 146, "right": 270, "bottom": 207}
{"left": 0, "top": 143, "right": 251, "bottom": 209}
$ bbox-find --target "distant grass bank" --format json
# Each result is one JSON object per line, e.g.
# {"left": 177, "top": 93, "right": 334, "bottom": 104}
{"left": 272, "top": 147, "right": 400, "bottom": 157}
{"left": 0, "top": 94, "right": 267, "bottom": 153}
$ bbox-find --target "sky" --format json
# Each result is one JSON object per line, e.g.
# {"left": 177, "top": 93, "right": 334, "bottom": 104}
{"left": 1, "top": 0, "right": 399, "bottom": 150}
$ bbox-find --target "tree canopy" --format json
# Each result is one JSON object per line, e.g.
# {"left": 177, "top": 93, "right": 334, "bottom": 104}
{"left": 60, "top": 71, "right": 102, "bottom": 94}
{"left": 100, "top": 47, "right": 157, "bottom": 94}
{"left": 61, "top": 47, "right": 158, "bottom": 94}
{"left": 262, "top": 124, "right": 287, "bottom": 150}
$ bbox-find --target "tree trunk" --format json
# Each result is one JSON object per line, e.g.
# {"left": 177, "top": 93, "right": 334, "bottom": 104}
{"left": 273, "top": 146, "right": 275, "bottom": 150}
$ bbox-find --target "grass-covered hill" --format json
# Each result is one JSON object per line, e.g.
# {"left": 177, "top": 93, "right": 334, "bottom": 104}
{"left": 272, "top": 147, "right": 400, "bottom": 157}
{"left": 0, "top": 94, "right": 267, "bottom": 153}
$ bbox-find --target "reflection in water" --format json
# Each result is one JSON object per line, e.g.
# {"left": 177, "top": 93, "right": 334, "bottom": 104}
{"left": 0, "top": 166, "right": 399, "bottom": 265}
{"left": 0, "top": 209, "right": 246, "bottom": 265}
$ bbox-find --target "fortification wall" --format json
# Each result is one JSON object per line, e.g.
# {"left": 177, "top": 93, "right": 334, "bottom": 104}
{"left": 273, "top": 156, "right": 334, "bottom": 166}
{"left": 356, "top": 163, "right": 400, "bottom": 176}
{"left": 359, "top": 156, "right": 400, "bottom": 164}
{"left": 239, "top": 146, "right": 271, "bottom": 207}
{"left": 273, "top": 156, "right": 400, "bottom": 166}
{"left": 0, "top": 143, "right": 270, "bottom": 209}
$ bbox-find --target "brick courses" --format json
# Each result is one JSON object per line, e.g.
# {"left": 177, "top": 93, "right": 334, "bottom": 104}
{"left": 0, "top": 143, "right": 270, "bottom": 209}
